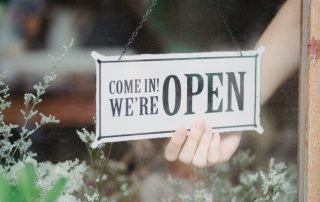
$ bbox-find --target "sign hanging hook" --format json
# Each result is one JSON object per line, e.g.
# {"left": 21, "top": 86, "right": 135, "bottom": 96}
{"left": 211, "top": 0, "right": 243, "bottom": 56}
{"left": 118, "top": 0, "right": 243, "bottom": 59}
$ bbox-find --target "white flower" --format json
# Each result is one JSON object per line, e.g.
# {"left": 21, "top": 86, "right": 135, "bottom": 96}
{"left": 76, "top": 128, "right": 95, "bottom": 144}
{"left": 57, "top": 194, "right": 81, "bottom": 202}
{"left": 84, "top": 192, "right": 100, "bottom": 202}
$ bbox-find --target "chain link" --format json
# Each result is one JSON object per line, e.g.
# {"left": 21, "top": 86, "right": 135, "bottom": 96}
{"left": 118, "top": 0, "right": 241, "bottom": 60}
{"left": 118, "top": 0, "right": 158, "bottom": 60}
{"left": 211, "top": 0, "right": 243, "bottom": 55}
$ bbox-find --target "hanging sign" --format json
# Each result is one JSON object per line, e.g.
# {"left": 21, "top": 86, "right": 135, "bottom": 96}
{"left": 91, "top": 48, "right": 264, "bottom": 148}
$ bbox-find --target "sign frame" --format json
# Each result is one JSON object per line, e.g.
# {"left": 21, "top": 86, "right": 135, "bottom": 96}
{"left": 91, "top": 48, "right": 264, "bottom": 148}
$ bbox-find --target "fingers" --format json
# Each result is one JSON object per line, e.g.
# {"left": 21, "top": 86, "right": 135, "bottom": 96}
{"left": 218, "top": 132, "right": 242, "bottom": 162}
{"left": 164, "top": 128, "right": 187, "bottom": 161}
{"left": 178, "top": 119, "right": 204, "bottom": 164}
{"left": 192, "top": 125, "right": 213, "bottom": 168}
{"left": 208, "top": 132, "right": 221, "bottom": 165}
{"left": 164, "top": 120, "right": 241, "bottom": 168}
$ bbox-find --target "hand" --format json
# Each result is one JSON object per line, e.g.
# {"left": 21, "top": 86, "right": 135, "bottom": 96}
{"left": 164, "top": 119, "right": 242, "bottom": 168}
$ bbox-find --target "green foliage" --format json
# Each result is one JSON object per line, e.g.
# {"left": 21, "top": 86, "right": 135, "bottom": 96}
{"left": 0, "top": 71, "right": 69, "bottom": 200}
{"left": 0, "top": 37, "right": 134, "bottom": 201}
{"left": 43, "top": 178, "right": 67, "bottom": 202}
{"left": 0, "top": 68, "right": 60, "bottom": 172}
{"left": 0, "top": 37, "right": 296, "bottom": 201}
{"left": 0, "top": 66, "right": 298, "bottom": 202}
{"left": 0, "top": 172, "right": 16, "bottom": 202}
{"left": 0, "top": 39, "right": 75, "bottom": 201}
{"left": 165, "top": 150, "right": 297, "bottom": 202}
{"left": 16, "top": 163, "right": 40, "bottom": 201}
{"left": 77, "top": 128, "right": 135, "bottom": 202}
{"left": 0, "top": 164, "right": 66, "bottom": 202}
{"left": 0, "top": 39, "right": 73, "bottom": 167}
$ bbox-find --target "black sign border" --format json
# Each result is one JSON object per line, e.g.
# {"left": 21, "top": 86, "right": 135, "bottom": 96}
{"left": 97, "top": 54, "right": 259, "bottom": 141}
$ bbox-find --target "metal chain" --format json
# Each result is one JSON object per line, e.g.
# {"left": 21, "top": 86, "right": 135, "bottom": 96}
{"left": 118, "top": 0, "right": 241, "bottom": 59}
{"left": 211, "top": 0, "right": 243, "bottom": 55}
{"left": 118, "top": 0, "right": 158, "bottom": 60}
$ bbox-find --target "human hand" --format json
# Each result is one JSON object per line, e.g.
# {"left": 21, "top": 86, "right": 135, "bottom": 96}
{"left": 164, "top": 119, "right": 241, "bottom": 168}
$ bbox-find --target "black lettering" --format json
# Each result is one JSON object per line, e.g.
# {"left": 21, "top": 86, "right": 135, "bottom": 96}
{"left": 109, "top": 98, "right": 123, "bottom": 117}
{"left": 226, "top": 72, "right": 246, "bottom": 112}
{"left": 135, "top": 79, "right": 141, "bottom": 93}
{"left": 185, "top": 74, "right": 204, "bottom": 115}
{"left": 124, "top": 80, "right": 133, "bottom": 94}
{"left": 109, "top": 81, "right": 116, "bottom": 94}
{"left": 116, "top": 81, "right": 123, "bottom": 94}
{"left": 149, "top": 79, "right": 156, "bottom": 92}
{"left": 150, "top": 96, "right": 159, "bottom": 115}
{"left": 125, "top": 98, "right": 134, "bottom": 116}
{"left": 206, "top": 73, "right": 223, "bottom": 113}
{"left": 139, "top": 97, "right": 149, "bottom": 115}
{"left": 162, "top": 75, "right": 181, "bottom": 116}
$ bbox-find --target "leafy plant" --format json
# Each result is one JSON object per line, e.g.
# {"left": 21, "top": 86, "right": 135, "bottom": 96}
{"left": 164, "top": 150, "right": 297, "bottom": 202}
{"left": 0, "top": 163, "right": 66, "bottom": 202}
{"left": 0, "top": 39, "right": 81, "bottom": 202}
{"left": 0, "top": 36, "right": 297, "bottom": 202}
{"left": 0, "top": 38, "right": 136, "bottom": 202}
{"left": 77, "top": 128, "right": 136, "bottom": 202}
{"left": 0, "top": 38, "right": 74, "bottom": 172}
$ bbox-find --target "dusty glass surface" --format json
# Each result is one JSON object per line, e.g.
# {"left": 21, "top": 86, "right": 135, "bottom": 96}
{"left": 0, "top": 0, "right": 298, "bottom": 201}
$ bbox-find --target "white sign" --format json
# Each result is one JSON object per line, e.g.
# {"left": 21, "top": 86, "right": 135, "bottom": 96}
{"left": 91, "top": 48, "right": 264, "bottom": 148}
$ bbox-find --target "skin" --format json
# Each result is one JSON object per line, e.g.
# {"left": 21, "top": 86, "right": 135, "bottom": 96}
{"left": 164, "top": 0, "right": 301, "bottom": 168}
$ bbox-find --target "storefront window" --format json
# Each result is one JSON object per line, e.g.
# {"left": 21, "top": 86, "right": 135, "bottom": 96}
{"left": 0, "top": 0, "right": 300, "bottom": 201}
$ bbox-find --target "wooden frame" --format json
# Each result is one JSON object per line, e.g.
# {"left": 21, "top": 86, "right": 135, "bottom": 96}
{"left": 299, "top": 0, "right": 320, "bottom": 201}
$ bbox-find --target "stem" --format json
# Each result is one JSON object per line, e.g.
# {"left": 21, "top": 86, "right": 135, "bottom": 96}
{"left": 86, "top": 144, "right": 99, "bottom": 194}
{"left": 97, "top": 144, "right": 111, "bottom": 186}
{"left": 106, "top": 143, "right": 113, "bottom": 161}
{"left": 7, "top": 94, "right": 40, "bottom": 164}
{"left": 99, "top": 144, "right": 113, "bottom": 178}
{"left": 96, "top": 143, "right": 113, "bottom": 202}
{"left": 96, "top": 147, "right": 103, "bottom": 202}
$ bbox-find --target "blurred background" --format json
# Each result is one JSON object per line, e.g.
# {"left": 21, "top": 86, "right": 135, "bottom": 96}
{"left": 0, "top": 0, "right": 297, "bottom": 200}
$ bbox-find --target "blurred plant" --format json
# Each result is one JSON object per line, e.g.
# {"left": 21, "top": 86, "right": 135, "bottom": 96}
{"left": 0, "top": 71, "right": 60, "bottom": 173}
{"left": 0, "top": 163, "right": 66, "bottom": 202}
{"left": 0, "top": 37, "right": 136, "bottom": 201}
{"left": 0, "top": 33, "right": 297, "bottom": 202}
{"left": 0, "top": 39, "right": 86, "bottom": 202}
{"left": 77, "top": 128, "right": 136, "bottom": 202}
{"left": 0, "top": 38, "right": 74, "bottom": 172}
{"left": 164, "top": 150, "right": 297, "bottom": 202}
{"left": 0, "top": 64, "right": 298, "bottom": 202}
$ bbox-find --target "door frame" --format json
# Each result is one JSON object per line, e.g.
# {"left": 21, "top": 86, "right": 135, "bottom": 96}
{"left": 299, "top": 0, "right": 320, "bottom": 201}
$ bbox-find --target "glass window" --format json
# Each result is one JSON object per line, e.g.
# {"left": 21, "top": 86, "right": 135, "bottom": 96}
{"left": 0, "top": 0, "right": 299, "bottom": 201}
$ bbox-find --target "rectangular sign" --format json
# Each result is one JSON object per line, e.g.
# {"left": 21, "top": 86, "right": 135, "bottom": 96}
{"left": 91, "top": 48, "right": 264, "bottom": 147}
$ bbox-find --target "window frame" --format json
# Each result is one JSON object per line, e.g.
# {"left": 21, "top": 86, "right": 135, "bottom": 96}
{"left": 299, "top": 0, "right": 320, "bottom": 201}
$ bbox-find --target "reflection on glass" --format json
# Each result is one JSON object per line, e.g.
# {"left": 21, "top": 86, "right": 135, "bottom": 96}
{"left": 0, "top": 0, "right": 298, "bottom": 201}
